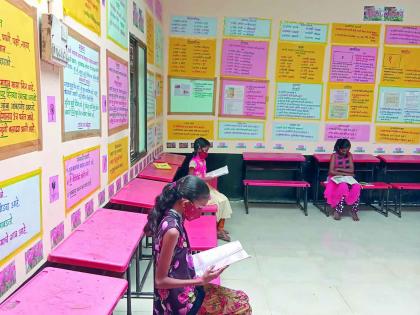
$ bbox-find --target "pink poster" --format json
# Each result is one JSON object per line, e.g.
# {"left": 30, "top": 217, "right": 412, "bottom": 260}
{"left": 64, "top": 147, "right": 100, "bottom": 212}
{"left": 325, "top": 124, "right": 370, "bottom": 142}
{"left": 146, "top": 0, "right": 153, "bottom": 10}
{"left": 221, "top": 39, "right": 269, "bottom": 79}
{"left": 385, "top": 26, "right": 420, "bottom": 45}
{"left": 330, "top": 46, "right": 377, "bottom": 83}
{"left": 220, "top": 79, "right": 267, "bottom": 118}
{"left": 154, "top": 0, "right": 162, "bottom": 22}
{"left": 107, "top": 56, "right": 128, "bottom": 133}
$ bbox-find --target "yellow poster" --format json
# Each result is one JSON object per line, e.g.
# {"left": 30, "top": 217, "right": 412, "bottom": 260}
{"left": 0, "top": 0, "right": 41, "bottom": 161}
{"left": 276, "top": 42, "right": 325, "bottom": 83}
{"left": 146, "top": 11, "right": 154, "bottom": 65}
{"left": 331, "top": 23, "right": 380, "bottom": 45}
{"left": 168, "top": 37, "right": 216, "bottom": 78}
{"left": 381, "top": 46, "right": 420, "bottom": 87}
{"left": 63, "top": 0, "right": 100, "bottom": 35}
{"left": 108, "top": 137, "right": 129, "bottom": 183}
{"left": 376, "top": 126, "right": 420, "bottom": 144}
{"left": 167, "top": 120, "right": 214, "bottom": 140}
{"left": 155, "top": 73, "right": 163, "bottom": 117}
{"left": 326, "top": 83, "right": 375, "bottom": 122}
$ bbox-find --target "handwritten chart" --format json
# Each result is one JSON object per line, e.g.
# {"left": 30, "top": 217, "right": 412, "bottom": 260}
{"left": 0, "top": 169, "right": 42, "bottom": 264}
{"left": 224, "top": 17, "right": 271, "bottom": 38}
{"left": 376, "top": 126, "right": 420, "bottom": 144}
{"left": 170, "top": 16, "right": 217, "bottom": 37}
{"left": 156, "top": 73, "right": 163, "bottom": 116}
{"left": 147, "top": 71, "right": 155, "bottom": 120}
{"left": 377, "top": 87, "right": 420, "bottom": 123}
{"left": 107, "top": 0, "right": 128, "bottom": 49}
{"left": 168, "top": 37, "right": 216, "bottom": 78}
{"left": 381, "top": 46, "right": 420, "bottom": 87}
{"left": 272, "top": 122, "right": 319, "bottom": 141}
{"left": 218, "top": 121, "right": 264, "bottom": 140}
{"left": 63, "top": 0, "right": 100, "bottom": 35}
{"left": 0, "top": 0, "right": 41, "bottom": 160}
{"left": 146, "top": 11, "right": 154, "bottom": 64}
{"left": 167, "top": 120, "right": 214, "bottom": 140}
{"left": 108, "top": 137, "right": 128, "bottom": 183}
{"left": 275, "top": 83, "right": 322, "bottom": 119}
{"left": 331, "top": 23, "right": 381, "bottom": 45}
{"left": 385, "top": 25, "right": 420, "bottom": 45}
{"left": 280, "top": 21, "right": 328, "bottom": 43}
{"left": 276, "top": 42, "right": 325, "bottom": 83}
{"left": 325, "top": 124, "right": 370, "bottom": 141}
{"left": 221, "top": 39, "right": 269, "bottom": 79}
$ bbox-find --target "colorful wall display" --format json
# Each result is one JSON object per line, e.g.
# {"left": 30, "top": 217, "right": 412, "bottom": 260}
{"left": 275, "top": 83, "right": 322, "bottom": 120}
{"left": 276, "top": 42, "right": 325, "bottom": 83}
{"left": 279, "top": 21, "right": 328, "bottom": 43}
{"left": 63, "top": 0, "right": 101, "bottom": 35}
{"left": 376, "top": 126, "right": 420, "bottom": 144}
{"left": 155, "top": 23, "right": 163, "bottom": 68}
{"left": 223, "top": 17, "right": 271, "bottom": 38}
{"left": 62, "top": 30, "right": 100, "bottom": 141}
{"left": 218, "top": 121, "right": 264, "bottom": 140}
{"left": 146, "top": 11, "right": 155, "bottom": 64}
{"left": 0, "top": 169, "right": 42, "bottom": 265}
{"left": 377, "top": 87, "right": 420, "bottom": 123}
{"left": 107, "top": 0, "right": 128, "bottom": 49}
{"left": 167, "top": 120, "right": 214, "bottom": 140}
{"left": 64, "top": 146, "right": 100, "bottom": 213}
{"left": 331, "top": 23, "right": 381, "bottom": 45}
{"left": 107, "top": 51, "right": 128, "bottom": 135}
{"left": 170, "top": 16, "right": 217, "bottom": 37}
{"left": 325, "top": 124, "right": 371, "bottom": 142}
{"left": 221, "top": 39, "right": 269, "bottom": 79}
{"left": 330, "top": 46, "right": 377, "bottom": 83}
{"left": 108, "top": 137, "right": 129, "bottom": 183}
{"left": 272, "top": 122, "right": 319, "bottom": 141}
{"left": 326, "top": 83, "right": 375, "bottom": 121}
{"left": 381, "top": 47, "right": 420, "bottom": 87}
{"left": 168, "top": 37, "right": 216, "bottom": 78}
{"left": 220, "top": 79, "right": 268, "bottom": 118}
{"left": 169, "top": 77, "right": 215, "bottom": 114}
{"left": 0, "top": 0, "right": 42, "bottom": 160}
{"left": 385, "top": 25, "right": 420, "bottom": 45}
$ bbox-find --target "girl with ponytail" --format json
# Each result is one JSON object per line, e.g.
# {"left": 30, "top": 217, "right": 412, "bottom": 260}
{"left": 145, "top": 175, "right": 251, "bottom": 315}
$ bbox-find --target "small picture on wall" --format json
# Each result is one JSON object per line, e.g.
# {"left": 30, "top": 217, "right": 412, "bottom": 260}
{"left": 363, "top": 6, "right": 383, "bottom": 21}
{"left": 25, "top": 240, "right": 43, "bottom": 273}
{"left": 384, "top": 6, "right": 404, "bottom": 21}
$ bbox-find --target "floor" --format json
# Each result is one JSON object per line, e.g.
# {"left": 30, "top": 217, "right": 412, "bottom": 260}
{"left": 114, "top": 201, "right": 420, "bottom": 315}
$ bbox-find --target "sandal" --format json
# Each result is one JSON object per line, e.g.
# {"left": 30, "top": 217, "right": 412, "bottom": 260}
{"left": 217, "top": 230, "right": 231, "bottom": 242}
{"left": 333, "top": 211, "right": 341, "bottom": 221}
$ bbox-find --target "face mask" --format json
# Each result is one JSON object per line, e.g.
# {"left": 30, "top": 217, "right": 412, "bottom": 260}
{"left": 184, "top": 201, "right": 201, "bottom": 221}
{"left": 198, "top": 152, "right": 208, "bottom": 159}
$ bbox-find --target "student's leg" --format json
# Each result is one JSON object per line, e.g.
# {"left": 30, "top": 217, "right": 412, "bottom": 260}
{"left": 209, "top": 188, "right": 232, "bottom": 241}
{"left": 350, "top": 198, "right": 360, "bottom": 221}
{"left": 345, "top": 184, "right": 361, "bottom": 221}
{"left": 334, "top": 197, "right": 345, "bottom": 220}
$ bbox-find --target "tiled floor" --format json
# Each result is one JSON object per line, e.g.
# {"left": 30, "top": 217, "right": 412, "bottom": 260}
{"left": 115, "top": 201, "right": 420, "bottom": 315}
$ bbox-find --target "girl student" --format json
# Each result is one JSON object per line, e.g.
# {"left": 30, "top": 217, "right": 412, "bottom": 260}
{"left": 144, "top": 175, "right": 251, "bottom": 314}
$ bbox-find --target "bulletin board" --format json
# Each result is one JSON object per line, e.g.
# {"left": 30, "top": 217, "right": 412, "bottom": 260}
{"left": 0, "top": 0, "right": 42, "bottom": 161}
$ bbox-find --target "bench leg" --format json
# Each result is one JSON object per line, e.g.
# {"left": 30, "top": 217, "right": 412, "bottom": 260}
{"left": 126, "top": 264, "right": 132, "bottom": 315}
{"left": 389, "top": 189, "right": 402, "bottom": 218}
{"left": 303, "top": 187, "right": 308, "bottom": 216}
{"left": 135, "top": 245, "right": 140, "bottom": 293}
{"left": 244, "top": 185, "right": 249, "bottom": 214}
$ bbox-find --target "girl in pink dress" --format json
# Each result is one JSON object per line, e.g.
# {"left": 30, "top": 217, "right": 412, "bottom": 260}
{"left": 189, "top": 138, "right": 233, "bottom": 242}
{"left": 324, "top": 139, "right": 361, "bottom": 221}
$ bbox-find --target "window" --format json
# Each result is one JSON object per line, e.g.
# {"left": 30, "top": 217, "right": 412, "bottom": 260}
{"left": 129, "top": 35, "right": 147, "bottom": 163}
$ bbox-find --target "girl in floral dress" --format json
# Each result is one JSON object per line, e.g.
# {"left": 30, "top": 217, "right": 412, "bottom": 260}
{"left": 144, "top": 175, "right": 251, "bottom": 314}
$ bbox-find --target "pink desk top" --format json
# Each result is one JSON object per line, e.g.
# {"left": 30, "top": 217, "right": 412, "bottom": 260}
{"left": 0, "top": 267, "right": 127, "bottom": 315}
{"left": 185, "top": 216, "right": 217, "bottom": 251}
{"left": 110, "top": 178, "right": 167, "bottom": 209}
{"left": 378, "top": 155, "right": 420, "bottom": 164}
{"left": 313, "top": 154, "right": 380, "bottom": 164}
{"left": 48, "top": 209, "right": 147, "bottom": 273}
{"left": 243, "top": 152, "right": 305, "bottom": 162}
{"left": 155, "top": 153, "right": 186, "bottom": 167}
{"left": 138, "top": 163, "right": 179, "bottom": 182}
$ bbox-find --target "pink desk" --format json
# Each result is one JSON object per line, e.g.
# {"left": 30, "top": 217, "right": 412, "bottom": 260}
{"left": 110, "top": 178, "right": 167, "bottom": 209}
{"left": 243, "top": 152, "right": 305, "bottom": 162}
{"left": 138, "top": 163, "right": 179, "bottom": 182}
{"left": 378, "top": 155, "right": 420, "bottom": 164}
{"left": 155, "top": 153, "right": 186, "bottom": 167}
{"left": 48, "top": 209, "right": 147, "bottom": 314}
{"left": 185, "top": 216, "right": 217, "bottom": 252}
{"left": 314, "top": 154, "right": 380, "bottom": 164}
{"left": 0, "top": 267, "right": 127, "bottom": 315}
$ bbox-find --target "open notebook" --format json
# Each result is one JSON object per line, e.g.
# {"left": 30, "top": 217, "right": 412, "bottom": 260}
{"left": 331, "top": 176, "right": 358, "bottom": 185}
{"left": 192, "top": 241, "right": 250, "bottom": 277}
{"left": 205, "top": 165, "right": 229, "bottom": 178}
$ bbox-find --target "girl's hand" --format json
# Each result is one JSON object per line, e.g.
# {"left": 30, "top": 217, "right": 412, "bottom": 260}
{"left": 201, "top": 265, "right": 228, "bottom": 284}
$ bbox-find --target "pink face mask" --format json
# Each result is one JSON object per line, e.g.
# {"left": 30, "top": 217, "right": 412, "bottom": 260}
{"left": 184, "top": 202, "right": 201, "bottom": 221}
{"left": 198, "top": 152, "right": 208, "bottom": 159}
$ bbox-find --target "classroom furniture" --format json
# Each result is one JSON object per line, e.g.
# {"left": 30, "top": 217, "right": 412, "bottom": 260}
{"left": 0, "top": 267, "right": 127, "bottom": 315}
{"left": 48, "top": 209, "right": 147, "bottom": 315}
{"left": 185, "top": 215, "right": 217, "bottom": 253}
{"left": 201, "top": 204, "right": 218, "bottom": 215}
{"left": 155, "top": 153, "right": 186, "bottom": 167}
{"left": 378, "top": 155, "right": 420, "bottom": 217}
{"left": 138, "top": 163, "right": 179, "bottom": 182}
{"left": 242, "top": 152, "right": 310, "bottom": 215}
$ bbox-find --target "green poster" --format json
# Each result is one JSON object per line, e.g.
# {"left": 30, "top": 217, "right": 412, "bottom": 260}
{"left": 107, "top": 0, "right": 128, "bottom": 49}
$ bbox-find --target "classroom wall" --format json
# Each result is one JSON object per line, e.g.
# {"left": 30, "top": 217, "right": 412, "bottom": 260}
{"left": 0, "top": 0, "right": 164, "bottom": 301}
{"left": 163, "top": 0, "right": 420, "bottom": 155}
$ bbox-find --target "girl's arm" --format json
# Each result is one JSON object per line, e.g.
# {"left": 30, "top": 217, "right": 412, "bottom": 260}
{"left": 189, "top": 167, "right": 213, "bottom": 182}
{"left": 328, "top": 154, "right": 351, "bottom": 176}
{"left": 344, "top": 153, "right": 355, "bottom": 176}
{"left": 155, "top": 228, "right": 224, "bottom": 289}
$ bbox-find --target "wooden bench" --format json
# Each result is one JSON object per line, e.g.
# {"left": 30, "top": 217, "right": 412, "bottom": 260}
{"left": 243, "top": 180, "right": 310, "bottom": 216}
{"left": 390, "top": 183, "right": 420, "bottom": 217}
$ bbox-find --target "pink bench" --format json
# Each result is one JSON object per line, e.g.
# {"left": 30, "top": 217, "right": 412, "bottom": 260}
{"left": 390, "top": 183, "right": 420, "bottom": 217}
{"left": 185, "top": 216, "right": 217, "bottom": 253}
{"left": 243, "top": 180, "right": 310, "bottom": 216}
{"left": 201, "top": 204, "right": 218, "bottom": 215}
{"left": 0, "top": 267, "right": 127, "bottom": 315}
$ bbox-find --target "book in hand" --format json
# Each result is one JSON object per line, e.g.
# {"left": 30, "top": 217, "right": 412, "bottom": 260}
{"left": 331, "top": 176, "right": 358, "bottom": 185}
{"left": 192, "top": 241, "right": 250, "bottom": 277}
{"left": 205, "top": 165, "right": 229, "bottom": 178}
{"left": 153, "top": 162, "right": 172, "bottom": 170}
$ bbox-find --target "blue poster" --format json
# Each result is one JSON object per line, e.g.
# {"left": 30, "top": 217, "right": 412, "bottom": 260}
{"left": 224, "top": 17, "right": 271, "bottom": 38}
{"left": 107, "top": 0, "right": 128, "bottom": 49}
{"left": 170, "top": 16, "right": 217, "bottom": 37}
{"left": 272, "top": 122, "right": 319, "bottom": 141}
{"left": 280, "top": 21, "right": 328, "bottom": 43}
{"left": 377, "top": 87, "right": 420, "bottom": 123}
{"left": 275, "top": 83, "right": 322, "bottom": 119}
{"left": 218, "top": 121, "right": 264, "bottom": 140}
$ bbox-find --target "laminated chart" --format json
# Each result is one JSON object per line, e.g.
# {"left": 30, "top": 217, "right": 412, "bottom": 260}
{"left": 377, "top": 87, "right": 420, "bottom": 123}
{"left": 170, "top": 16, "right": 217, "bottom": 37}
{"left": 146, "top": 11, "right": 155, "bottom": 64}
{"left": 224, "top": 17, "right": 271, "bottom": 39}
{"left": 63, "top": 0, "right": 100, "bottom": 35}
{"left": 381, "top": 47, "right": 420, "bottom": 87}
{"left": 107, "top": 0, "right": 128, "bottom": 49}
{"left": 218, "top": 121, "right": 264, "bottom": 140}
{"left": 331, "top": 23, "right": 381, "bottom": 45}
{"left": 167, "top": 120, "right": 214, "bottom": 140}
{"left": 376, "top": 126, "right": 420, "bottom": 144}
{"left": 279, "top": 21, "right": 328, "bottom": 43}
{"left": 385, "top": 25, "right": 420, "bottom": 45}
